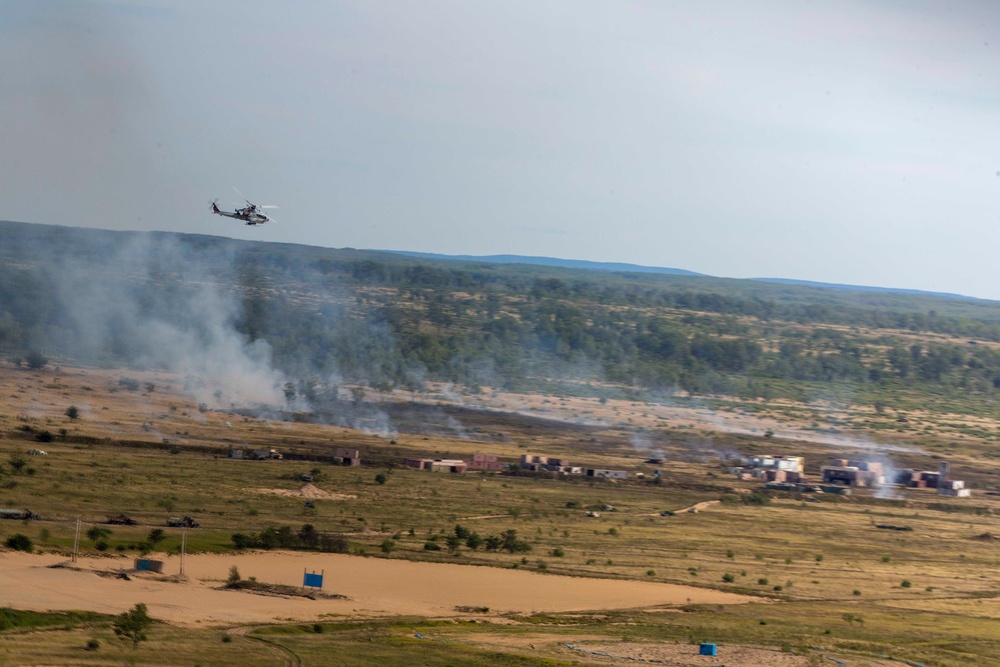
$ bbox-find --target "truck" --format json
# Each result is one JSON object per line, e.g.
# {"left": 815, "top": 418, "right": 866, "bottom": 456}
{"left": 0, "top": 509, "right": 39, "bottom": 521}
{"left": 167, "top": 516, "right": 200, "bottom": 528}
{"left": 106, "top": 514, "right": 138, "bottom": 525}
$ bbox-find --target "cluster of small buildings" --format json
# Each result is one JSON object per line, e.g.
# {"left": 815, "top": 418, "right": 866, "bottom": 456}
{"left": 520, "top": 454, "right": 582, "bottom": 474}
{"left": 898, "top": 461, "right": 970, "bottom": 497}
{"left": 740, "top": 453, "right": 973, "bottom": 498}
{"left": 733, "top": 455, "right": 806, "bottom": 483}
{"left": 403, "top": 457, "right": 469, "bottom": 473}
{"left": 400, "top": 451, "right": 629, "bottom": 479}
{"left": 521, "top": 453, "right": 629, "bottom": 479}
{"left": 821, "top": 459, "right": 885, "bottom": 487}
{"left": 228, "top": 447, "right": 283, "bottom": 460}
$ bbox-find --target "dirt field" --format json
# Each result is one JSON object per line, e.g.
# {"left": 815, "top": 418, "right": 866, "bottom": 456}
{"left": 0, "top": 550, "right": 756, "bottom": 626}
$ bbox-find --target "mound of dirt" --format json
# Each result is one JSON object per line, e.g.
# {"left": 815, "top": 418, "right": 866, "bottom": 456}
{"left": 256, "top": 483, "right": 356, "bottom": 500}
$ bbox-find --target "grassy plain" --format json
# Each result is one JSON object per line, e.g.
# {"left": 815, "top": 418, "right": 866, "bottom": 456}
{"left": 3, "top": 363, "right": 1000, "bottom": 665}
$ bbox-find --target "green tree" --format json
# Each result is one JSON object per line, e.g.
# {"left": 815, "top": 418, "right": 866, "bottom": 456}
{"left": 7, "top": 450, "right": 27, "bottom": 474}
{"left": 146, "top": 529, "right": 166, "bottom": 546}
{"left": 112, "top": 603, "right": 153, "bottom": 649}
{"left": 65, "top": 405, "right": 79, "bottom": 420}
{"left": 465, "top": 532, "right": 483, "bottom": 551}
{"left": 86, "top": 526, "right": 111, "bottom": 543}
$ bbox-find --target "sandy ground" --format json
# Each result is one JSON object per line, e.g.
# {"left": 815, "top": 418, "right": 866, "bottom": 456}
{"left": 0, "top": 550, "right": 756, "bottom": 627}
{"left": 254, "top": 483, "right": 357, "bottom": 500}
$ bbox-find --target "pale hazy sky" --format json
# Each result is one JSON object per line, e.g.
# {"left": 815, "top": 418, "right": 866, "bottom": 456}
{"left": 3, "top": 1, "right": 1000, "bottom": 297}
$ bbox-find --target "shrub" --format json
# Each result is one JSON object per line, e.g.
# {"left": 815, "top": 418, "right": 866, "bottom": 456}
{"left": 65, "top": 406, "right": 79, "bottom": 420}
{"left": 374, "top": 473, "right": 388, "bottom": 485}
{"left": 424, "top": 541, "right": 441, "bottom": 551}
{"left": 722, "top": 573, "right": 736, "bottom": 583}
{"left": 758, "top": 578, "right": 769, "bottom": 585}
{"left": 118, "top": 377, "right": 140, "bottom": 391}
{"left": 24, "top": 350, "right": 48, "bottom": 369}
{"left": 901, "top": 579, "right": 912, "bottom": 588}
{"left": 86, "top": 638, "right": 100, "bottom": 650}
{"left": 5, "top": 534, "right": 33, "bottom": 552}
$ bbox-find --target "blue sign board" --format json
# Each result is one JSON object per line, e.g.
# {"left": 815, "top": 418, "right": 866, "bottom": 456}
{"left": 303, "top": 571, "right": 324, "bottom": 588}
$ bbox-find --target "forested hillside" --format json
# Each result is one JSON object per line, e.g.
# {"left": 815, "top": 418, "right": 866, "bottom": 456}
{"left": 4, "top": 220, "right": 1000, "bottom": 408}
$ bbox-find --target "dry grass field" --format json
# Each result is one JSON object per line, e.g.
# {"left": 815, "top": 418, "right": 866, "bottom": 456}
{"left": 2, "top": 362, "right": 1000, "bottom": 665}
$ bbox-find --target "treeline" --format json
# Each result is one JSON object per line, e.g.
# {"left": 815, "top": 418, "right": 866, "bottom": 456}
{"left": 231, "top": 525, "right": 349, "bottom": 552}
{"left": 6, "top": 221, "right": 1000, "bottom": 400}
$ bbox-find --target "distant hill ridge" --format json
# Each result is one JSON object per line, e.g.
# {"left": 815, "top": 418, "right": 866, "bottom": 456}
{"left": 384, "top": 249, "right": 988, "bottom": 303}
{"left": 380, "top": 251, "right": 704, "bottom": 276}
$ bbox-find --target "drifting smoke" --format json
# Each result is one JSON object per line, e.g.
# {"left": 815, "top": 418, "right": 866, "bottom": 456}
{"left": 9, "top": 228, "right": 288, "bottom": 410}
{"left": 629, "top": 431, "right": 665, "bottom": 461}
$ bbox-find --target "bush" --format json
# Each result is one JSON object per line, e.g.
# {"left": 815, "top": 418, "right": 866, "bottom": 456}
{"left": 901, "top": 579, "right": 912, "bottom": 588}
{"left": 374, "top": 473, "right": 388, "bottom": 485}
{"left": 118, "top": 377, "right": 140, "bottom": 391}
{"left": 65, "top": 406, "right": 79, "bottom": 420}
{"left": 5, "top": 534, "right": 33, "bottom": 552}
{"left": 86, "top": 638, "right": 100, "bottom": 651}
{"left": 722, "top": 573, "right": 736, "bottom": 583}
{"left": 423, "top": 541, "right": 441, "bottom": 551}
{"left": 24, "top": 350, "right": 48, "bottom": 369}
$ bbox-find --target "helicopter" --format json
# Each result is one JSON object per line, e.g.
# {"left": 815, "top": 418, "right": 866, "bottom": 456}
{"left": 210, "top": 188, "right": 278, "bottom": 226}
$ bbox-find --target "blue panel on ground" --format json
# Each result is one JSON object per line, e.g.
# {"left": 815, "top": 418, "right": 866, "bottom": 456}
{"left": 699, "top": 643, "right": 717, "bottom": 656}
{"left": 303, "top": 572, "right": 324, "bottom": 588}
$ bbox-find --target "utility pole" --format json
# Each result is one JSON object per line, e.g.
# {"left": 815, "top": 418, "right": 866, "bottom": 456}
{"left": 72, "top": 518, "right": 81, "bottom": 563}
{"left": 180, "top": 528, "right": 186, "bottom": 576}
